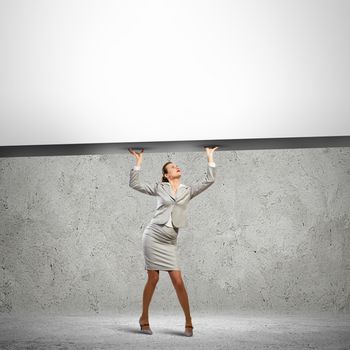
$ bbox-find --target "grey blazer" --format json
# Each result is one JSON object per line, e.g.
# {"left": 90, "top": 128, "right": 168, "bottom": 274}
{"left": 129, "top": 163, "right": 217, "bottom": 228}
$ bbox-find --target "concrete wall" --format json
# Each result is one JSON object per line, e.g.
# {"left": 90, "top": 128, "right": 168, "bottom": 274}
{"left": 0, "top": 147, "right": 349, "bottom": 315}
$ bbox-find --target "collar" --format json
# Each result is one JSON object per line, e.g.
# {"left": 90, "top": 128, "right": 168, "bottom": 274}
{"left": 162, "top": 183, "right": 186, "bottom": 187}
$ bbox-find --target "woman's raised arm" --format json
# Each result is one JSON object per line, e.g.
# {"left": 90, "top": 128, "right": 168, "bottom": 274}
{"left": 128, "top": 148, "right": 158, "bottom": 196}
{"left": 189, "top": 146, "right": 219, "bottom": 199}
{"left": 189, "top": 162, "right": 217, "bottom": 199}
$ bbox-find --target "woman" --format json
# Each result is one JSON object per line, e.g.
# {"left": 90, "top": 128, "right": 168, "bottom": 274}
{"left": 128, "top": 146, "right": 218, "bottom": 337}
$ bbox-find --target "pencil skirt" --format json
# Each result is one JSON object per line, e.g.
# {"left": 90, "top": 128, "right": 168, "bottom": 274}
{"left": 142, "top": 222, "right": 181, "bottom": 271}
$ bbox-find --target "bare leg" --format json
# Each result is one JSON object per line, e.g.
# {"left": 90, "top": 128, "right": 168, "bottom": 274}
{"left": 139, "top": 270, "right": 159, "bottom": 329}
{"left": 168, "top": 270, "right": 192, "bottom": 326}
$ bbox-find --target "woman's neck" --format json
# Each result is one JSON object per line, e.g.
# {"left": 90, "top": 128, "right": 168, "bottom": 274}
{"left": 168, "top": 178, "right": 181, "bottom": 189}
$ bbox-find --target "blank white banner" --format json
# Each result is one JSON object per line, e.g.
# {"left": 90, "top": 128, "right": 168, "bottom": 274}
{"left": 0, "top": 0, "right": 349, "bottom": 147}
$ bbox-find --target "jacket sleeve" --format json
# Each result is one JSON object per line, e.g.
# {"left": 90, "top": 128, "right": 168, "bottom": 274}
{"left": 129, "top": 166, "right": 158, "bottom": 196}
{"left": 189, "top": 162, "right": 217, "bottom": 200}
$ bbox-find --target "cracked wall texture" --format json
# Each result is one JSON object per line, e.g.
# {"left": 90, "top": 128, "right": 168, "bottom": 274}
{"left": 0, "top": 147, "right": 349, "bottom": 315}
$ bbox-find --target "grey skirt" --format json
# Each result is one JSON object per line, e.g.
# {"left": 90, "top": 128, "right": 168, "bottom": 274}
{"left": 142, "top": 222, "right": 180, "bottom": 271}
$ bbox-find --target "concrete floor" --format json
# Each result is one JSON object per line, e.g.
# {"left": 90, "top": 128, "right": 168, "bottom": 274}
{"left": 0, "top": 311, "right": 349, "bottom": 350}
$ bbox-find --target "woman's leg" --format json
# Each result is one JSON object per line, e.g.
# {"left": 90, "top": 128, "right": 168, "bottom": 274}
{"left": 168, "top": 270, "right": 192, "bottom": 326}
{"left": 139, "top": 270, "right": 159, "bottom": 327}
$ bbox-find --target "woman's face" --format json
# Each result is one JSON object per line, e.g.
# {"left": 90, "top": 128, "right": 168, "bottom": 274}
{"left": 165, "top": 163, "right": 181, "bottom": 180}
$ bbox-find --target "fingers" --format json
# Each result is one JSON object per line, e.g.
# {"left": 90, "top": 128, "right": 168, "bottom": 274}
{"left": 204, "top": 146, "right": 219, "bottom": 151}
{"left": 128, "top": 147, "right": 145, "bottom": 156}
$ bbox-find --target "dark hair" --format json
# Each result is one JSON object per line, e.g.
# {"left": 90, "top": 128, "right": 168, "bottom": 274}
{"left": 161, "top": 161, "right": 172, "bottom": 182}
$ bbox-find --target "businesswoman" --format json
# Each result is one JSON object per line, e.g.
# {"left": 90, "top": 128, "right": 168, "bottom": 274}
{"left": 128, "top": 146, "right": 218, "bottom": 337}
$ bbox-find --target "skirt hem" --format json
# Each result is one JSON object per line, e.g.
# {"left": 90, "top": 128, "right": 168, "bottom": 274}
{"left": 144, "top": 267, "right": 181, "bottom": 271}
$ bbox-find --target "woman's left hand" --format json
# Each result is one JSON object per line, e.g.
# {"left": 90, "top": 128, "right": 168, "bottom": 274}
{"left": 205, "top": 146, "right": 219, "bottom": 159}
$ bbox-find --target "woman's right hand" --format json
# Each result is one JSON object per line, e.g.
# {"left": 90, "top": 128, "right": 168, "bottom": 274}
{"left": 128, "top": 147, "right": 144, "bottom": 165}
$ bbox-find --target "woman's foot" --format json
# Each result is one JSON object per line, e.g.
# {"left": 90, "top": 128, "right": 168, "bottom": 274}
{"left": 184, "top": 321, "right": 193, "bottom": 337}
{"left": 139, "top": 316, "right": 152, "bottom": 335}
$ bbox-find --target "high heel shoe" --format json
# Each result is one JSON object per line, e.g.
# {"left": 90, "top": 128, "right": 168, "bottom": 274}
{"left": 139, "top": 317, "right": 153, "bottom": 335}
{"left": 184, "top": 324, "right": 194, "bottom": 337}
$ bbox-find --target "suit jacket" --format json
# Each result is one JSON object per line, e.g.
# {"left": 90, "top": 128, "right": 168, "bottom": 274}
{"left": 129, "top": 163, "right": 217, "bottom": 228}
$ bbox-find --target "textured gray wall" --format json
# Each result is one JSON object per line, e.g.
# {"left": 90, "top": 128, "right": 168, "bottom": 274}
{"left": 0, "top": 148, "right": 349, "bottom": 315}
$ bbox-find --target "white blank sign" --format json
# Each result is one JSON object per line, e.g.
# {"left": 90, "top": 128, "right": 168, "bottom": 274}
{"left": 1, "top": 0, "right": 349, "bottom": 147}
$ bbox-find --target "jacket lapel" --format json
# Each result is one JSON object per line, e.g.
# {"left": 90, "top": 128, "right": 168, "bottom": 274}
{"left": 161, "top": 183, "right": 187, "bottom": 200}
